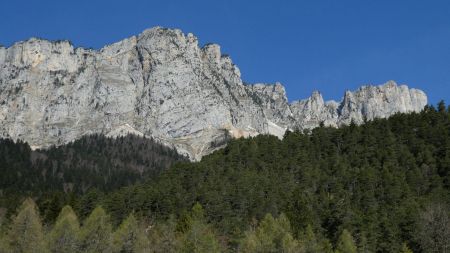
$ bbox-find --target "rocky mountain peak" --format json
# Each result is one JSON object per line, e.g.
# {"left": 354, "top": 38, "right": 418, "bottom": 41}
{"left": 0, "top": 27, "right": 428, "bottom": 160}
{"left": 202, "top": 43, "right": 222, "bottom": 65}
{"left": 308, "top": 91, "right": 325, "bottom": 108}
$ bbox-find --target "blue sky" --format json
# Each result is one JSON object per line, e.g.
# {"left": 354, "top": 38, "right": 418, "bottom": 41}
{"left": 1, "top": 0, "right": 449, "bottom": 104}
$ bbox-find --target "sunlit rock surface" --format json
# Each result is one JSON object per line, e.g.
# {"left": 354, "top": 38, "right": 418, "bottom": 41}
{"left": 0, "top": 27, "right": 427, "bottom": 160}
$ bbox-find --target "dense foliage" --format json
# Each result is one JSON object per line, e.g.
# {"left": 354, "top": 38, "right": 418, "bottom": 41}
{"left": 0, "top": 134, "right": 185, "bottom": 193}
{"left": 0, "top": 134, "right": 186, "bottom": 215}
{"left": 94, "top": 104, "right": 449, "bottom": 252}
{"left": 0, "top": 199, "right": 226, "bottom": 253}
{"left": 1, "top": 103, "right": 450, "bottom": 252}
{"left": 1, "top": 199, "right": 352, "bottom": 253}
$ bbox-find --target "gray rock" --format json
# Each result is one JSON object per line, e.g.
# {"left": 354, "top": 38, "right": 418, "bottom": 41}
{"left": 0, "top": 27, "right": 428, "bottom": 160}
{"left": 289, "top": 80, "right": 427, "bottom": 131}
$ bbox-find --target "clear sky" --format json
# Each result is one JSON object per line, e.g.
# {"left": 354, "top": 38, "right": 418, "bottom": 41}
{"left": 1, "top": 0, "right": 449, "bottom": 104}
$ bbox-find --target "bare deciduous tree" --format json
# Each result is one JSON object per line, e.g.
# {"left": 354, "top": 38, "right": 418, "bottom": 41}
{"left": 416, "top": 203, "right": 450, "bottom": 253}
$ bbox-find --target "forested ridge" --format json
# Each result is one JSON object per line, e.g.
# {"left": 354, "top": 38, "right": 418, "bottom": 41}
{"left": 0, "top": 103, "right": 449, "bottom": 252}
{"left": 0, "top": 134, "right": 186, "bottom": 211}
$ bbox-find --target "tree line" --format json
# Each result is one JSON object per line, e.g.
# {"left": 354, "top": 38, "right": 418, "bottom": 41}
{"left": 0, "top": 198, "right": 372, "bottom": 253}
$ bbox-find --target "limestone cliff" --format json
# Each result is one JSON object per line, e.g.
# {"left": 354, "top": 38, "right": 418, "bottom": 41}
{"left": 0, "top": 27, "right": 427, "bottom": 160}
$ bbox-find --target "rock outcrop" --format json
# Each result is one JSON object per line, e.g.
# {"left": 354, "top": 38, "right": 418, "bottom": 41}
{"left": 290, "top": 81, "right": 427, "bottom": 129}
{"left": 0, "top": 27, "right": 428, "bottom": 160}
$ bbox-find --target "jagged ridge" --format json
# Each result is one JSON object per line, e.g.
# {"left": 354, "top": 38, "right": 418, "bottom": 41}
{"left": 0, "top": 27, "right": 427, "bottom": 160}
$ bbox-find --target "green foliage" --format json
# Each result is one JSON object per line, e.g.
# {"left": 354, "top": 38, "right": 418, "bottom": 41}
{"left": 0, "top": 207, "right": 7, "bottom": 251}
{"left": 6, "top": 198, "right": 48, "bottom": 253}
{"left": 399, "top": 243, "right": 413, "bottom": 253}
{"left": 112, "top": 213, "right": 148, "bottom": 253}
{"left": 147, "top": 216, "right": 179, "bottom": 253}
{"left": 48, "top": 205, "right": 80, "bottom": 253}
{"left": 0, "top": 134, "right": 185, "bottom": 198}
{"left": 179, "top": 203, "right": 223, "bottom": 253}
{"left": 79, "top": 206, "right": 112, "bottom": 253}
{"left": 240, "top": 213, "right": 300, "bottom": 253}
{"left": 0, "top": 134, "right": 186, "bottom": 224}
{"left": 335, "top": 229, "right": 357, "bottom": 253}
{"left": 298, "top": 224, "right": 322, "bottom": 253}
{"left": 92, "top": 106, "right": 449, "bottom": 251}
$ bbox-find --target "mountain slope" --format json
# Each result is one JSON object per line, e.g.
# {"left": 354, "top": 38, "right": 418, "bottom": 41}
{"left": 75, "top": 105, "right": 449, "bottom": 252}
{"left": 0, "top": 27, "right": 427, "bottom": 159}
{"left": 0, "top": 134, "right": 185, "bottom": 195}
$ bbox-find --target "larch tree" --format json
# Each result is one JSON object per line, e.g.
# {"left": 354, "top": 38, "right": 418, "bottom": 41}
{"left": 79, "top": 206, "right": 112, "bottom": 253}
{"left": 7, "top": 198, "right": 48, "bottom": 253}
{"left": 112, "top": 213, "right": 148, "bottom": 253}
{"left": 297, "top": 224, "right": 334, "bottom": 253}
{"left": 147, "top": 217, "right": 179, "bottom": 253}
{"left": 48, "top": 205, "right": 80, "bottom": 253}
{"left": 399, "top": 243, "right": 413, "bottom": 253}
{"left": 298, "top": 224, "right": 322, "bottom": 253}
{"left": 335, "top": 229, "right": 357, "bottom": 253}
{"left": 179, "top": 203, "right": 222, "bottom": 253}
{"left": 240, "top": 213, "right": 300, "bottom": 253}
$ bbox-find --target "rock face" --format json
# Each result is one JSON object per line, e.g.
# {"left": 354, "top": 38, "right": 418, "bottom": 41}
{"left": 0, "top": 27, "right": 428, "bottom": 160}
{"left": 290, "top": 81, "right": 428, "bottom": 129}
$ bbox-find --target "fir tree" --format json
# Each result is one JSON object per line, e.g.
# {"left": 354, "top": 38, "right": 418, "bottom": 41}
{"left": 438, "top": 100, "right": 446, "bottom": 113}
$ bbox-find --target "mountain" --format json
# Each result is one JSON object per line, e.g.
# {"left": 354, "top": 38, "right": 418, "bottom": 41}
{"left": 0, "top": 27, "right": 427, "bottom": 160}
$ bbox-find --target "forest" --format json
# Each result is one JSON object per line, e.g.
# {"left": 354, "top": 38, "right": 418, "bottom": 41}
{"left": 0, "top": 134, "right": 185, "bottom": 209}
{"left": 0, "top": 102, "right": 449, "bottom": 252}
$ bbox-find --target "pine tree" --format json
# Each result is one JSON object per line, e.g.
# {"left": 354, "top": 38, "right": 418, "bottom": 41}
{"left": 7, "top": 198, "right": 48, "bottom": 253}
{"left": 79, "top": 206, "right": 112, "bottom": 253}
{"left": 48, "top": 205, "right": 80, "bottom": 253}
{"left": 179, "top": 203, "right": 222, "bottom": 253}
{"left": 112, "top": 213, "right": 148, "bottom": 253}
{"left": 438, "top": 100, "right": 446, "bottom": 113}
{"left": 335, "top": 229, "right": 357, "bottom": 253}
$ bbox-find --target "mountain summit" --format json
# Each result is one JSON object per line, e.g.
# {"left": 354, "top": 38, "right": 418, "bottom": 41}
{"left": 0, "top": 27, "right": 427, "bottom": 159}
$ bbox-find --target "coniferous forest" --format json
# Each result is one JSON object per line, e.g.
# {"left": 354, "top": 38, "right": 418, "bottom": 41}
{"left": 0, "top": 103, "right": 449, "bottom": 252}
